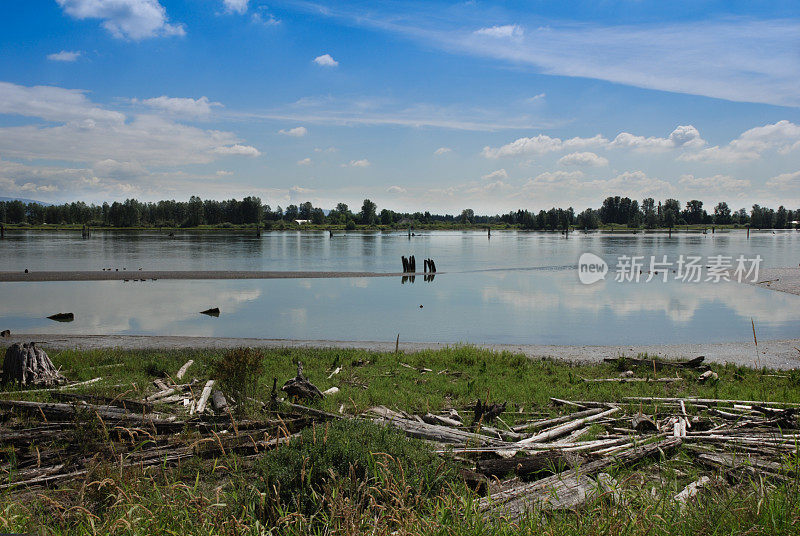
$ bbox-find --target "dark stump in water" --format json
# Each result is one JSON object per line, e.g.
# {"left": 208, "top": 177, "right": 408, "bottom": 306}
{"left": 2, "top": 342, "right": 68, "bottom": 387}
{"left": 200, "top": 307, "right": 221, "bottom": 317}
{"left": 47, "top": 312, "right": 74, "bottom": 322}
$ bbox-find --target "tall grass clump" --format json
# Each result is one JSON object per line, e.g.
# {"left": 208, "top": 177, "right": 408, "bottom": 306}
{"left": 209, "top": 347, "right": 265, "bottom": 413}
{"left": 256, "top": 419, "right": 458, "bottom": 526}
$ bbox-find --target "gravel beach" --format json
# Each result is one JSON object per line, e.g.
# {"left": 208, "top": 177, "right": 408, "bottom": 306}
{"left": 5, "top": 334, "right": 800, "bottom": 370}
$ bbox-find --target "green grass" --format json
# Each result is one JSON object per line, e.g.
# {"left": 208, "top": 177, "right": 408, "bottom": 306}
{"left": 1, "top": 345, "right": 799, "bottom": 535}
{"left": 6, "top": 346, "right": 796, "bottom": 414}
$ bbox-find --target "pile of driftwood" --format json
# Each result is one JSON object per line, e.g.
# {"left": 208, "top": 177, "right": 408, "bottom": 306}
{"left": 2, "top": 355, "right": 798, "bottom": 523}
{"left": 365, "top": 393, "right": 799, "bottom": 520}
{"left": 2, "top": 343, "right": 67, "bottom": 387}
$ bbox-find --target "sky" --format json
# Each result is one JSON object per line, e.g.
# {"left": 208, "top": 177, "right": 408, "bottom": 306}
{"left": 0, "top": 0, "right": 799, "bottom": 214}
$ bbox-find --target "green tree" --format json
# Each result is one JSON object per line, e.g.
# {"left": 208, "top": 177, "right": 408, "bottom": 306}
{"left": 713, "top": 202, "right": 731, "bottom": 225}
{"left": 359, "top": 199, "right": 377, "bottom": 225}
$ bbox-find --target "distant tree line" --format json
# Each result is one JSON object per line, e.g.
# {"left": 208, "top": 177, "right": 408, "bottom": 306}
{"left": 0, "top": 195, "right": 798, "bottom": 230}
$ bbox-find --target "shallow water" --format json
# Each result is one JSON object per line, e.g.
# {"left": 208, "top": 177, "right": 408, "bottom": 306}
{"left": 1, "top": 230, "right": 798, "bottom": 344}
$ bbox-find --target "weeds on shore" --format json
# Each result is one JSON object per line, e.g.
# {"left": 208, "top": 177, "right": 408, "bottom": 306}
{"left": 2, "top": 346, "right": 800, "bottom": 534}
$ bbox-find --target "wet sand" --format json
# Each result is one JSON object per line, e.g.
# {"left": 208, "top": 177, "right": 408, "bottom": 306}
{"left": 5, "top": 334, "right": 800, "bottom": 370}
{"left": 0, "top": 270, "right": 409, "bottom": 282}
{"left": 752, "top": 267, "right": 800, "bottom": 296}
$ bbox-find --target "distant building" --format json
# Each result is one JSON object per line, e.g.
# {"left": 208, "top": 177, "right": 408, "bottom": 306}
{"left": 295, "top": 219, "right": 311, "bottom": 225}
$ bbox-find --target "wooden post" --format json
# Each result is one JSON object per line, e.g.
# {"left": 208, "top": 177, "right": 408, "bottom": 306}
{"left": 1, "top": 224, "right": 4, "bottom": 239}
{"left": 256, "top": 223, "right": 261, "bottom": 237}
{"left": 487, "top": 227, "right": 491, "bottom": 238}
{"left": 747, "top": 226, "right": 750, "bottom": 239}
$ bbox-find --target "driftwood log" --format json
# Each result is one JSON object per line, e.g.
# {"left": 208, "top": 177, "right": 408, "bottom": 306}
{"left": 282, "top": 361, "right": 323, "bottom": 400}
{"left": 476, "top": 450, "right": 584, "bottom": 480}
{"left": 1, "top": 343, "right": 67, "bottom": 387}
{"left": 603, "top": 355, "right": 706, "bottom": 370}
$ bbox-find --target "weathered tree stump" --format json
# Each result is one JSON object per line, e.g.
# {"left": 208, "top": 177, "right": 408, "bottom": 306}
{"left": 473, "top": 399, "right": 506, "bottom": 424}
{"left": 282, "top": 361, "right": 323, "bottom": 401}
{"left": 1, "top": 343, "right": 67, "bottom": 387}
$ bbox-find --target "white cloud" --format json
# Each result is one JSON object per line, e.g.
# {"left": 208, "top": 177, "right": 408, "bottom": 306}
{"left": 525, "top": 93, "right": 546, "bottom": 103}
{"left": 485, "top": 125, "right": 706, "bottom": 159}
{"left": 279, "top": 126, "right": 308, "bottom": 137}
{"left": 466, "top": 180, "right": 509, "bottom": 195}
{"left": 387, "top": 185, "right": 406, "bottom": 194}
{"left": 482, "top": 168, "right": 508, "bottom": 180}
{"left": 92, "top": 159, "right": 148, "bottom": 179}
{"left": 138, "top": 96, "right": 222, "bottom": 117}
{"left": 347, "top": 159, "right": 370, "bottom": 167}
{"left": 558, "top": 152, "right": 608, "bottom": 167}
{"left": 587, "top": 171, "right": 674, "bottom": 198}
{"left": 474, "top": 25, "right": 523, "bottom": 39}
{"left": 252, "top": 7, "right": 280, "bottom": 26}
{"left": 221, "top": 0, "right": 248, "bottom": 14}
{"left": 56, "top": 0, "right": 185, "bottom": 40}
{"left": 303, "top": 7, "right": 800, "bottom": 106}
{"left": 288, "top": 185, "right": 313, "bottom": 202}
{"left": 454, "top": 19, "right": 800, "bottom": 107}
{"left": 213, "top": 144, "right": 260, "bottom": 157}
{"left": 482, "top": 134, "right": 607, "bottom": 158}
{"left": 434, "top": 147, "right": 452, "bottom": 155}
{"left": 313, "top": 54, "right": 339, "bottom": 67}
{"left": 0, "top": 81, "right": 124, "bottom": 123}
{"left": 678, "top": 174, "right": 751, "bottom": 191}
{"left": 680, "top": 121, "right": 800, "bottom": 163}
{"left": 297, "top": 157, "right": 312, "bottom": 166}
{"left": 765, "top": 171, "right": 800, "bottom": 190}
{"left": 216, "top": 170, "right": 233, "bottom": 176}
{"left": 610, "top": 125, "right": 705, "bottom": 152}
{"left": 47, "top": 50, "right": 81, "bottom": 62}
{"left": 523, "top": 170, "right": 585, "bottom": 190}
{"left": 0, "top": 81, "right": 262, "bottom": 170}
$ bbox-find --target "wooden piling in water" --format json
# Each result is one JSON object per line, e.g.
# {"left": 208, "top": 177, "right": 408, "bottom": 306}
{"left": 747, "top": 226, "right": 750, "bottom": 239}
{"left": 1, "top": 224, "right": 4, "bottom": 239}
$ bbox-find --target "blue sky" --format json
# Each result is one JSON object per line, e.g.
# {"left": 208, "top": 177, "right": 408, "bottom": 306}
{"left": 0, "top": 0, "right": 799, "bottom": 213}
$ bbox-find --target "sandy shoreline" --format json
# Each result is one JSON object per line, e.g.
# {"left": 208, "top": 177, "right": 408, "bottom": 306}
{"left": 0, "top": 270, "right": 410, "bottom": 282}
{"left": 752, "top": 267, "right": 800, "bottom": 296}
{"left": 5, "top": 334, "right": 800, "bottom": 370}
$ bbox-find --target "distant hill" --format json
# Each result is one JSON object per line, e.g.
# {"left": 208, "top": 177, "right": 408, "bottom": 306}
{"left": 0, "top": 197, "right": 52, "bottom": 206}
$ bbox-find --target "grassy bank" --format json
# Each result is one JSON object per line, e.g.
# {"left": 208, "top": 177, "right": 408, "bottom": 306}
{"left": 1, "top": 346, "right": 799, "bottom": 535}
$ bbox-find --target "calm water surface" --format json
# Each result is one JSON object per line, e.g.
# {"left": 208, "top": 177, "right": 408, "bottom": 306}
{"left": 1, "top": 230, "right": 798, "bottom": 345}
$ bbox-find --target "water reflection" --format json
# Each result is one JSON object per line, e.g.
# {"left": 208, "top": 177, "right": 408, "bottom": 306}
{"left": 1, "top": 231, "right": 798, "bottom": 344}
{"left": 0, "top": 269, "right": 797, "bottom": 344}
